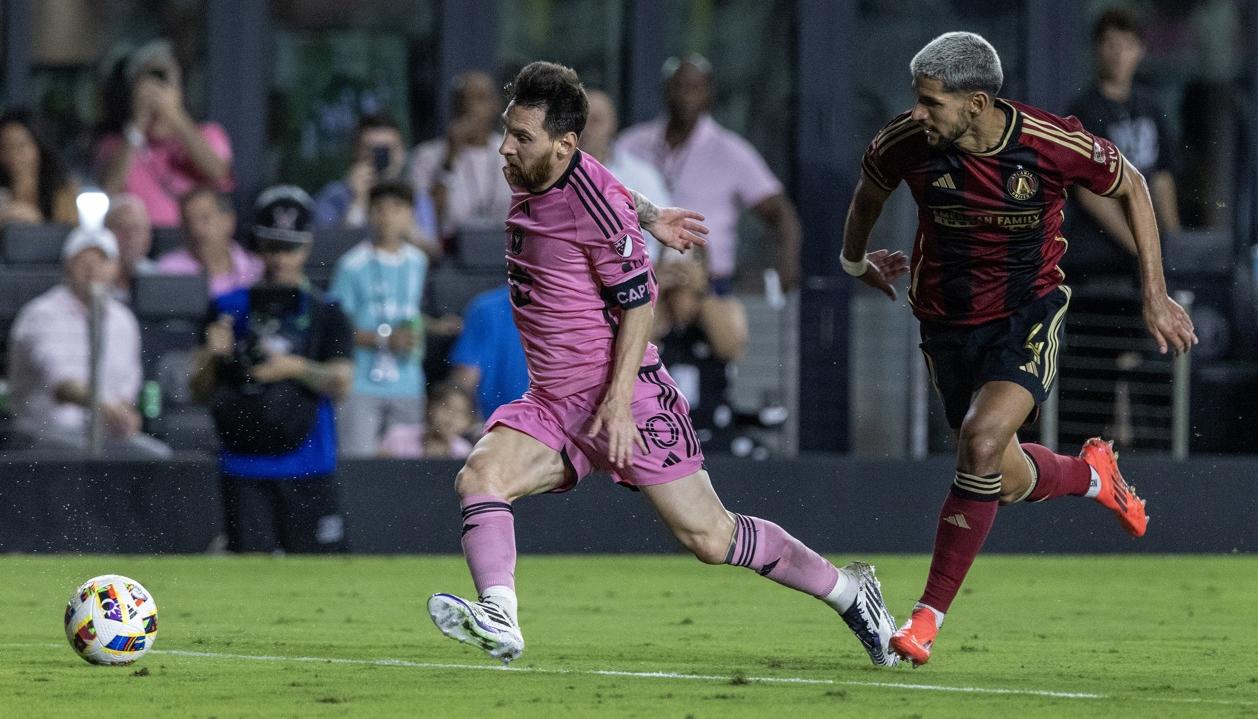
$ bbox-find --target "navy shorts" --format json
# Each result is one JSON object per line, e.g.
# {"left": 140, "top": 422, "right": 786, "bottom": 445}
{"left": 919, "top": 286, "right": 1071, "bottom": 429}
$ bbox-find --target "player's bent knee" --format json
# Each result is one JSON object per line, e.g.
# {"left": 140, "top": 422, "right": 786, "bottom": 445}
{"left": 677, "top": 529, "right": 729, "bottom": 565}
{"left": 958, "top": 430, "right": 1005, "bottom": 470}
{"left": 454, "top": 454, "right": 513, "bottom": 500}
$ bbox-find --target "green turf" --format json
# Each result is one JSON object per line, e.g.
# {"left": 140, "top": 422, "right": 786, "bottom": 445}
{"left": 1, "top": 554, "right": 1254, "bottom": 718}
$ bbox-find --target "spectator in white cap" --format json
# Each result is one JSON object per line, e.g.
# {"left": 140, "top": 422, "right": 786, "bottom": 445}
{"left": 6, "top": 226, "right": 171, "bottom": 456}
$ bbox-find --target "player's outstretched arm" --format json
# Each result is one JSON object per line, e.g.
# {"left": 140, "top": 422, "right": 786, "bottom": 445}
{"left": 841, "top": 175, "right": 909, "bottom": 301}
{"left": 629, "top": 189, "right": 709, "bottom": 254}
{"left": 1109, "top": 158, "right": 1198, "bottom": 355}
{"left": 588, "top": 302, "right": 651, "bottom": 469}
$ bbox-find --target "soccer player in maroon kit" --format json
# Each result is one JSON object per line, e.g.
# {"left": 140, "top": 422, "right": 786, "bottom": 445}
{"left": 427, "top": 61, "right": 900, "bottom": 667}
{"left": 840, "top": 32, "right": 1197, "bottom": 666}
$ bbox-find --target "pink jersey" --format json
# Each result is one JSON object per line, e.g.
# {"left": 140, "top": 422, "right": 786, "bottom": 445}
{"left": 504, "top": 150, "right": 659, "bottom": 400}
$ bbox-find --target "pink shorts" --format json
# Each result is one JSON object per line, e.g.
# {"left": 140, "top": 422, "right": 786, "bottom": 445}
{"left": 485, "top": 361, "right": 705, "bottom": 490}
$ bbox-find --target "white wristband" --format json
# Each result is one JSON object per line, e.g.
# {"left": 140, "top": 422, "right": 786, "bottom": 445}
{"left": 841, "top": 254, "right": 870, "bottom": 277}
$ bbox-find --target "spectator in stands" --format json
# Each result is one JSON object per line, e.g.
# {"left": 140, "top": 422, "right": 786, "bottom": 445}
{"left": 314, "top": 113, "right": 440, "bottom": 258}
{"left": 1063, "top": 8, "right": 1180, "bottom": 284}
{"left": 7, "top": 226, "right": 170, "bottom": 457}
{"left": 104, "top": 194, "right": 155, "bottom": 297}
{"left": 378, "top": 382, "right": 476, "bottom": 459}
{"left": 580, "top": 90, "right": 673, "bottom": 262}
{"left": 409, "top": 71, "right": 512, "bottom": 243}
{"left": 617, "top": 55, "right": 801, "bottom": 293}
{"left": 329, "top": 180, "right": 430, "bottom": 458}
{"left": 448, "top": 285, "right": 529, "bottom": 419}
{"left": 156, "top": 187, "right": 262, "bottom": 298}
{"left": 0, "top": 109, "right": 79, "bottom": 227}
{"left": 189, "top": 185, "right": 353, "bottom": 554}
{"left": 96, "top": 40, "right": 233, "bottom": 228}
{"left": 652, "top": 257, "right": 747, "bottom": 442}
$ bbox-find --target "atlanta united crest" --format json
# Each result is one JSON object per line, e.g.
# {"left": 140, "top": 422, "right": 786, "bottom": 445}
{"left": 1006, "top": 168, "right": 1039, "bottom": 201}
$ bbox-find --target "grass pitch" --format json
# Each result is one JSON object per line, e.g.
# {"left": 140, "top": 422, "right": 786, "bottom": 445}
{"left": 1, "top": 554, "right": 1254, "bottom": 718}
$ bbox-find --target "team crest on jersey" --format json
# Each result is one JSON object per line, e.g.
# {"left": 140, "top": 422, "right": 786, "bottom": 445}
{"left": 1006, "top": 168, "right": 1040, "bottom": 201}
{"left": 508, "top": 226, "right": 525, "bottom": 255}
{"left": 613, "top": 233, "right": 633, "bottom": 258}
{"left": 1092, "top": 140, "right": 1106, "bottom": 164}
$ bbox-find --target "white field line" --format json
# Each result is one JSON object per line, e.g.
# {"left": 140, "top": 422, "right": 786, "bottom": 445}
{"left": 13, "top": 644, "right": 1250, "bottom": 707}
{"left": 144, "top": 648, "right": 1254, "bottom": 707}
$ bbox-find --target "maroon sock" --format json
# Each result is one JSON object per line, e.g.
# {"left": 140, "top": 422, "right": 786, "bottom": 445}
{"left": 919, "top": 473, "right": 1001, "bottom": 614}
{"left": 1021, "top": 443, "right": 1092, "bottom": 502}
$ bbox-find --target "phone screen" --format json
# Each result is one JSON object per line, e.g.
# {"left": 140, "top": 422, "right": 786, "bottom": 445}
{"left": 372, "top": 146, "right": 391, "bottom": 173}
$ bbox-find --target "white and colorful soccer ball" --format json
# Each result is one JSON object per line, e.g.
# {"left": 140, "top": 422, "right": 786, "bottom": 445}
{"left": 63, "top": 575, "right": 158, "bottom": 665}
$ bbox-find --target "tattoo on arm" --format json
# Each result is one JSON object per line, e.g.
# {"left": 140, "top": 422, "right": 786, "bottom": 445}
{"left": 629, "top": 189, "right": 660, "bottom": 229}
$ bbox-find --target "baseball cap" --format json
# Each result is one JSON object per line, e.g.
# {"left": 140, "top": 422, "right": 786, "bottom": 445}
{"left": 61, "top": 226, "right": 120, "bottom": 261}
{"left": 251, "top": 185, "right": 314, "bottom": 248}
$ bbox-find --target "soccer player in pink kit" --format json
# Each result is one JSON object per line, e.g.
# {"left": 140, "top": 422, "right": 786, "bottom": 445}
{"left": 428, "top": 62, "right": 899, "bottom": 667}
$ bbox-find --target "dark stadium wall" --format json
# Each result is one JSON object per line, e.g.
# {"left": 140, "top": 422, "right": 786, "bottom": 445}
{"left": 1, "top": 456, "right": 1253, "bottom": 554}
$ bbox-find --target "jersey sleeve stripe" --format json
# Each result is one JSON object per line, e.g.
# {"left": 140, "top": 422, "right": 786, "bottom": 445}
{"left": 1022, "top": 128, "right": 1093, "bottom": 160}
{"left": 860, "top": 160, "right": 896, "bottom": 192}
{"left": 1100, "top": 156, "right": 1126, "bottom": 197}
{"left": 571, "top": 175, "right": 614, "bottom": 239}
{"left": 876, "top": 123, "right": 923, "bottom": 156}
{"left": 573, "top": 170, "right": 616, "bottom": 236}
{"left": 575, "top": 165, "right": 623, "bottom": 229}
{"left": 1021, "top": 116, "right": 1093, "bottom": 153}
{"left": 872, "top": 114, "right": 915, "bottom": 144}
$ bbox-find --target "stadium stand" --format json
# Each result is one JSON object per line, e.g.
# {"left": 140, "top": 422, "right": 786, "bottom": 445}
{"left": 0, "top": 223, "right": 72, "bottom": 264}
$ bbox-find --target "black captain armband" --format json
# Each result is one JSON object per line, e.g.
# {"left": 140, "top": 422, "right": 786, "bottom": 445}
{"left": 605, "top": 273, "right": 652, "bottom": 310}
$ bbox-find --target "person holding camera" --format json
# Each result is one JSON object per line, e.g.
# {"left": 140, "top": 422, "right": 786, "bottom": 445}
{"left": 314, "top": 113, "right": 440, "bottom": 259}
{"left": 190, "top": 186, "right": 354, "bottom": 553}
{"left": 96, "top": 40, "right": 233, "bottom": 228}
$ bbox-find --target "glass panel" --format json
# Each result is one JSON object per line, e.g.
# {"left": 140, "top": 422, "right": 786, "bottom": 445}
{"left": 496, "top": 0, "right": 625, "bottom": 101}
{"left": 268, "top": 1, "right": 436, "bottom": 191}
{"left": 28, "top": 0, "right": 207, "bottom": 179}
{"left": 1081, "top": 0, "right": 1245, "bottom": 231}
{"left": 662, "top": 0, "right": 795, "bottom": 188}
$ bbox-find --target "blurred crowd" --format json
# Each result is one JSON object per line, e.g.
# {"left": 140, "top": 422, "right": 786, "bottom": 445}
{"left": 0, "top": 39, "right": 798, "bottom": 481}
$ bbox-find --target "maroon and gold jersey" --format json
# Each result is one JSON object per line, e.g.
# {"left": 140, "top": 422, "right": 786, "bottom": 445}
{"left": 861, "top": 99, "right": 1125, "bottom": 326}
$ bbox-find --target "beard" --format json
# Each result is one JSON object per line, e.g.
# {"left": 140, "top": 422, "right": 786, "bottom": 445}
{"left": 503, "top": 153, "right": 556, "bottom": 191}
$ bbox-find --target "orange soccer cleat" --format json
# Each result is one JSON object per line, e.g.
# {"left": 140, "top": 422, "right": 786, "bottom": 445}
{"left": 1080, "top": 438, "right": 1148, "bottom": 538}
{"left": 889, "top": 607, "right": 939, "bottom": 667}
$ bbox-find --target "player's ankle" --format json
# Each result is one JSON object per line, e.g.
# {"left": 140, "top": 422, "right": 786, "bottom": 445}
{"left": 822, "top": 566, "right": 858, "bottom": 612}
{"left": 913, "top": 602, "right": 945, "bottom": 630}
{"left": 481, "top": 585, "right": 519, "bottom": 624}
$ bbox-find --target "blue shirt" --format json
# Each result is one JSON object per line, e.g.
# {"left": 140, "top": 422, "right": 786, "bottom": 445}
{"left": 329, "top": 242, "right": 428, "bottom": 398}
{"left": 211, "top": 286, "right": 352, "bottom": 479}
{"left": 449, "top": 286, "right": 529, "bottom": 417}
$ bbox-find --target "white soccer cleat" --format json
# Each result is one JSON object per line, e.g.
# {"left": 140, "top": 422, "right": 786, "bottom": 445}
{"left": 837, "top": 562, "right": 899, "bottom": 667}
{"left": 427, "top": 592, "right": 525, "bottom": 665}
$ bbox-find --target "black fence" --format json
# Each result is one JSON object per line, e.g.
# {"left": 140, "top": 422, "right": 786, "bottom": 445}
{"left": 1, "top": 454, "right": 1253, "bottom": 555}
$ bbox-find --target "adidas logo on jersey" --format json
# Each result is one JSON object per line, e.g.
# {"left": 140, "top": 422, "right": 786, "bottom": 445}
{"left": 930, "top": 174, "right": 957, "bottom": 190}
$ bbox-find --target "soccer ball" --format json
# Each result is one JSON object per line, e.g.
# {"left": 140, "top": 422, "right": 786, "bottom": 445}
{"left": 63, "top": 575, "right": 158, "bottom": 665}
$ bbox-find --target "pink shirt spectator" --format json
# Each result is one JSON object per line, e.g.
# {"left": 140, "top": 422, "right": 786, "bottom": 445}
{"left": 505, "top": 150, "right": 659, "bottom": 400}
{"left": 616, "top": 113, "right": 782, "bottom": 279}
{"left": 7, "top": 285, "right": 142, "bottom": 435}
{"left": 155, "top": 242, "right": 264, "bottom": 298}
{"left": 97, "top": 122, "right": 235, "bottom": 228}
